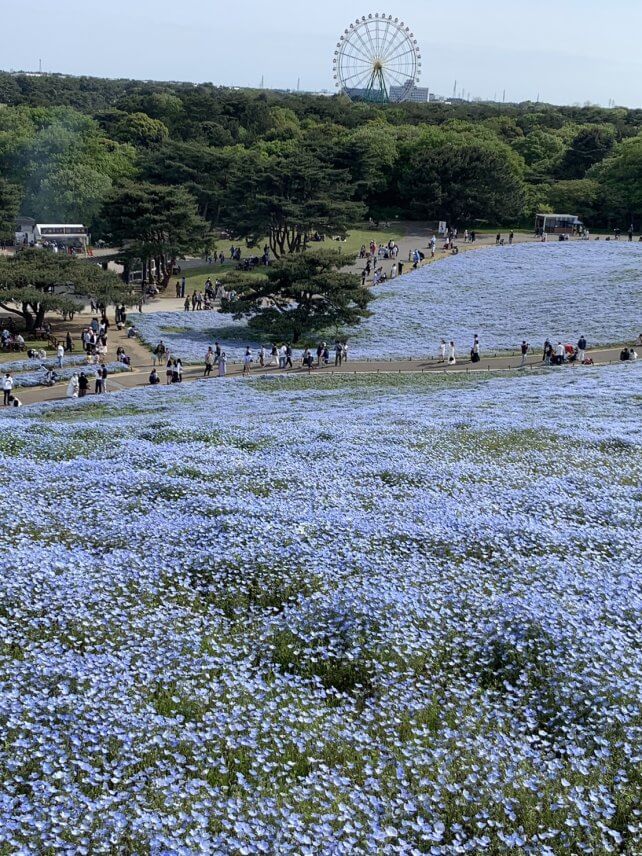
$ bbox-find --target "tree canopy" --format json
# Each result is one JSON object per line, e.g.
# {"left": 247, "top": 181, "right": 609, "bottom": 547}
{"left": 104, "top": 182, "right": 210, "bottom": 287}
{"left": 1, "top": 70, "right": 642, "bottom": 237}
{"left": 0, "top": 249, "right": 133, "bottom": 330}
{"left": 220, "top": 249, "right": 373, "bottom": 343}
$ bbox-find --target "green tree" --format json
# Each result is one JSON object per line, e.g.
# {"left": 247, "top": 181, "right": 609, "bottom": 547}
{"left": 0, "top": 248, "right": 132, "bottom": 331}
{"left": 32, "top": 164, "right": 113, "bottom": 225}
{"left": 222, "top": 144, "right": 364, "bottom": 257}
{"left": 104, "top": 182, "right": 209, "bottom": 287}
{"left": 557, "top": 126, "right": 615, "bottom": 179}
{"left": 590, "top": 134, "right": 642, "bottom": 224}
{"left": 0, "top": 179, "right": 22, "bottom": 244}
{"left": 398, "top": 135, "right": 526, "bottom": 224}
{"left": 220, "top": 249, "right": 372, "bottom": 343}
{"left": 111, "top": 112, "right": 169, "bottom": 147}
{"left": 547, "top": 179, "right": 602, "bottom": 225}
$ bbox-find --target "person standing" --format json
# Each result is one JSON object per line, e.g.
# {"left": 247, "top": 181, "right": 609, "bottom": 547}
{"left": 439, "top": 339, "right": 447, "bottom": 362}
{"left": 218, "top": 352, "right": 227, "bottom": 377}
{"left": 577, "top": 335, "right": 587, "bottom": 364}
{"left": 555, "top": 341, "right": 565, "bottom": 365}
{"left": 334, "top": 342, "right": 343, "bottom": 367}
{"left": 65, "top": 331, "right": 73, "bottom": 352}
{"left": 214, "top": 341, "right": 222, "bottom": 366}
{"left": 2, "top": 373, "right": 13, "bottom": 406}
{"left": 509, "top": 230, "right": 514, "bottom": 245}
{"left": 243, "top": 348, "right": 252, "bottom": 376}
{"left": 101, "top": 364, "right": 108, "bottom": 393}
{"left": 471, "top": 335, "right": 480, "bottom": 363}
{"left": 204, "top": 347, "right": 215, "bottom": 376}
{"left": 181, "top": 276, "right": 186, "bottom": 298}
{"left": 66, "top": 374, "right": 79, "bottom": 399}
{"left": 285, "top": 344, "right": 293, "bottom": 369}
{"left": 94, "top": 366, "right": 103, "bottom": 394}
{"left": 520, "top": 340, "right": 530, "bottom": 367}
{"left": 166, "top": 358, "right": 174, "bottom": 385}
{"left": 448, "top": 341, "right": 456, "bottom": 365}
{"left": 259, "top": 346, "right": 266, "bottom": 368}
{"left": 78, "top": 372, "right": 89, "bottom": 397}
{"left": 57, "top": 343, "right": 65, "bottom": 369}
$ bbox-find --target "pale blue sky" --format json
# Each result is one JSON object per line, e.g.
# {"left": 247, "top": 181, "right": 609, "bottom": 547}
{"left": 5, "top": 0, "right": 642, "bottom": 107}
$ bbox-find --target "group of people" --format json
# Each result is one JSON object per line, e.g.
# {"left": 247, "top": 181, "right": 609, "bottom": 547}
{"left": 1, "top": 329, "right": 26, "bottom": 352}
{"left": 65, "top": 365, "right": 110, "bottom": 398}
{"left": 540, "top": 337, "right": 593, "bottom": 366}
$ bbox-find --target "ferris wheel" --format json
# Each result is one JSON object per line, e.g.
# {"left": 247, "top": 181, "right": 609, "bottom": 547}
{"left": 333, "top": 13, "right": 422, "bottom": 103}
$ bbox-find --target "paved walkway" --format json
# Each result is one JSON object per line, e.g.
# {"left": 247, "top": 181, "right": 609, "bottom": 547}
{"left": 12, "top": 345, "right": 627, "bottom": 407}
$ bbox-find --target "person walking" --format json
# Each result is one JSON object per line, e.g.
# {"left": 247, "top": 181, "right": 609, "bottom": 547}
{"left": 520, "top": 340, "right": 530, "bottom": 367}
{"left": 2, "top": 373, "right": 13, "bottom": 406}
{"left": 285, "top": 344, "right": 293, "bottom": 369}
{"left": 577, "top": 335, "right": 587, "bottom": 364}
{"left": 448, "top": 341, "right": 456, "bottom": 365}
{"left": 218, "top": 352, "right": 227, "bottom": 377}
{"left": 334, "top": 342, "right": 343, "bottom": 367}
{"left": 243, "top": 348, "right": 252, "bottom": 376}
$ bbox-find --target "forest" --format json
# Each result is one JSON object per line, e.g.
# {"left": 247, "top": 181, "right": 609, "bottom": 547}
{"left": 1, "top": 71, "right": 641, "bottom": 251}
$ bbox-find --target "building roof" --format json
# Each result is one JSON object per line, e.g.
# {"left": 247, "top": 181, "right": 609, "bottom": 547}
{"left": 35, "top": 224, "right": 86, "bottom": 230}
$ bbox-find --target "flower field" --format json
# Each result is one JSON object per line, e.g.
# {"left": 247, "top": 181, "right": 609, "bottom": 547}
{"left": 135, "top": 242, "right": 642, "bottom": 362}
{"left": 0, "top": 364, "right": 640, "bottom": 852}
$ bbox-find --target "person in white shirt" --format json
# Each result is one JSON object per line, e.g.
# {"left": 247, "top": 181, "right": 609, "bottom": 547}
{"left": 556, "top": 342, "right": 565, "bottom": 365}
{"left": 439, "top": 339, "right": 447, "bottom": 362}
{"left": 2, "top": 373, "right": 14, "bottom": 406}
{"left": 243, "top": 349, "right": 252, "bottom": 376}
{"left": 57, "top": 343, "right": 65, "bottom": 368}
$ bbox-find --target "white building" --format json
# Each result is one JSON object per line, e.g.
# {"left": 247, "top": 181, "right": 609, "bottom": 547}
{"left": 15, "top": 220, "right": 89, "bottom": 251}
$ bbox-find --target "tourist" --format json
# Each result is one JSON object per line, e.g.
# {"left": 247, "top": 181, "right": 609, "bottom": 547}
{"left": 629, "top": 348, "right": 638, "bottom": 360}
{"left": 448, "top": 341, "right": 456, "bottom": 365}
{"left": 66, "top": 373, "right": 79, "bottom": 399}
{"left": 316, "top": 342, "right": 324, "bottom": 366}
{"left": 620, "top": 346, "right": 631, "bottom": 362}
{"left": 2, "top": 373, "right": 13, "bottom": 405}
{"left": 270, "top": 344, "right": 278, "bottom": 366}
{"left": 149, "top": 368, "right": 160, "bottom": 385}
{"left": 555, "top": 342, "right": 565, "bottom": 365}
{"left": 184, "top": 297, "right": 190, "bottom": 312}
{"left": 8, "top": 395, "right": 22, "bottom": 407}
{"left": 439, "top": 339, "right": 447, "bottom": 363}
{"left": 285, "top": 344, "right": 293, "bottom": 369}
{"left": 577, "top": 335, "right": 587, "bottom": 364}
{"left": 259, "top": 346, "right": 266, "bottom": 368}
{"left": 65, "top": 331, "right": 73, "bottom": 352}
{"left": 471, "top": 335, "right": 480, "bottom": 363}
{"left": 520, "top": 341, "right": 529, "bottom": 367}
{"left": 322, "top": 344, "right": 330, "bottom": 365}
{"left": 218, "top": 352, "right": 227, "bottom": 377}
{"left": 509, "top": 230, "right": 514, "bottom": 245}
{"left": 243, "top": 348, "right": 253, "bottom": 376}
{"left": 278, "top": 345, "right": 287, "bottom": 369}
{"left": 166, "top": 358, "right": 174, "bottom": 385}
{"left": 57, "top": 342, "right": 65, "bottom": 369}
{"left": 173, "top": 359, "right": 183, "bottom": 383}
{"left": 94, "top": 366, "right": 104, "bottom": 395}
{"left": 334, "top": 342, "right": 343, "bottom": 367}
{"left": 204, "top": 347, "right": 215, "bottom": 377}
{"left": 214, "top": 342, "right": 221, "bottom": 365}
{"left": 302, "top": 348, "right": 314, "bottom": 369}
{"left": 101, "top": 364, "right": 109, "bottom": 393}
{"left": 78, "top": 372, "right": 89, "bottom": 397}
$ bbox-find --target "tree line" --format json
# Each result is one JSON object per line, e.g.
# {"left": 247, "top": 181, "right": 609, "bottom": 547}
{"left": 1, "top": 71, "right": 642, "bottom": 257}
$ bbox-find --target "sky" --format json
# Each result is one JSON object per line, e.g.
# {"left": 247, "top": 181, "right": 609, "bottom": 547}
{"left": 4, "top": 0, "right": 642, "bottom": 107}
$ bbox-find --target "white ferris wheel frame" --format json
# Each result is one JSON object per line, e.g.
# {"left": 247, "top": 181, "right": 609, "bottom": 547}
{"left": 333, "top": 13, "right": 422, "bottom": 103}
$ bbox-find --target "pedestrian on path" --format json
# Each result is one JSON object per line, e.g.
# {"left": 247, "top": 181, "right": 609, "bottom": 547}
{"left": 66, "top": 374, "right": 79, "bottom": 399}
{"left": 471, "top": 335, "right": 480, "bottom": 363}
{"left": 2, "top": 373, "right": 13, "bottom": 405}
{"left": 166, "top": 358, "right": 174, "bottom": 385}
{"left": 577, "top": 335, "right": 587, "bottom": 364}
{"left": 448, "top": 342, "right": 456, "bottom": 365}
{"left": 439, "top": 339, "right": 446, "bottom": 363}
{"left": 335, "top": 342, "right": 343, "bottom": 367}
{"left": 57, "top": 343, "right": 64, "bottom": 369}
{"left": 218, "top": 352, "right": 227, "bottom": 377}
{"left": 520, "top": 341, "right": 530, "bottom": 367}
{"left": 243, "top": 348, "right": 253, "bottom": 376}
{"left": 78, "top": 372, "right": 89, "bottom": 397}
{"left": 94, "top": 366, "right": 103, "bottom": 395}
{"left": 204, "top": 347, "right": 215, "bottom": 376}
